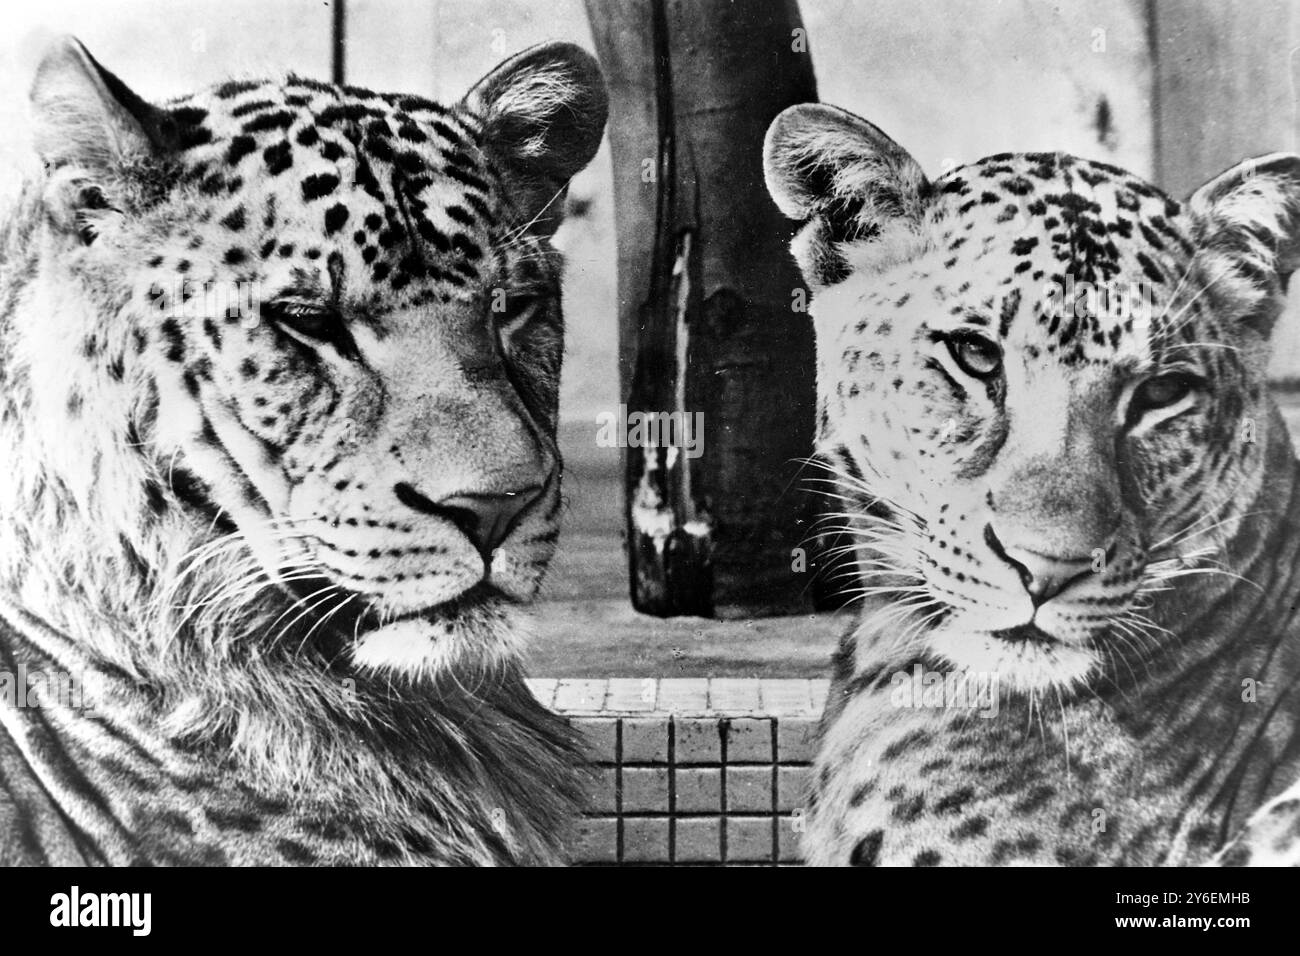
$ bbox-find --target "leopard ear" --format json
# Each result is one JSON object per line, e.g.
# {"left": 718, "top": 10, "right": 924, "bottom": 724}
{"left": 31, "top": 35, "right": 172, "bottom": 172}
{"left": 1188, "top": 154, "right": 1300, "bottom": 334}
{"left": 464, "top": 42, "right": 608, "bottom": 236}
{"left": 30, "top": 36, "right": 175, "bottom": 241}
{"left": 763, "top": 103, "right": 930, "bottom": 290}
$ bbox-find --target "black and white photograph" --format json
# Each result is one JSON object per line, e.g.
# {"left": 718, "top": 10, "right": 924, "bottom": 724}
{"left": 0, "top": 0, "right": 1294, "bottom": 925}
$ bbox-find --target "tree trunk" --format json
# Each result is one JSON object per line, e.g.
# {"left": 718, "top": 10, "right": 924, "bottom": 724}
{"left": 585, "top": 0, "right": 825, "bottom": 618}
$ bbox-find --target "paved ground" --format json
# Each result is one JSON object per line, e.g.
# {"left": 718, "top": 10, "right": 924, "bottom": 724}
{"left": 529, "top": 600, "right": 846, "bottom": 678}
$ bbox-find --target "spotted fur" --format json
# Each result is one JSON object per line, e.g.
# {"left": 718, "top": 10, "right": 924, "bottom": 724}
{"left": 0, "top": 36, "right": 606, "bottom": 865}
{"left": 764, "top": 103, "right": 1300, "bottom": 866}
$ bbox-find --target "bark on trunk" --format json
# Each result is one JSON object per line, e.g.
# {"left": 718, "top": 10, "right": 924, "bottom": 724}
{"left": 585, "top": 0, "right": 824, "bottom": 618}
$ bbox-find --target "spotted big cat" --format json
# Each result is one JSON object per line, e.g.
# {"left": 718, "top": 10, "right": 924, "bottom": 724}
{"left": 764, "top": 102, "right": 1300, "bottom": 866}
{"left": 0, "top": 36, "right": 606, "bottom": 865}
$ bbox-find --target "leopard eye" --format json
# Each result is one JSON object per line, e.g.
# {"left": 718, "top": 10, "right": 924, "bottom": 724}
{"left": 946, "top": 333, "right": 1002, "bottom": 379}
{"left": 261, "top": 299, "right": 357, "bottom": 359}
{"left": 261, "top": 300, "right": 341, "bottom": 340}
{"left": 500, "top": 293, "right": 539, "bottom": 318}
{"left": 1132, "top": 374, "right": 1196, "bottom": 412}
{"left": 491, "top": 291, "right": 544, "bottom": 331}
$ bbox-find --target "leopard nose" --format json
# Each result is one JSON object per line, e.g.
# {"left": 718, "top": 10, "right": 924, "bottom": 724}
{"left": 984, "top": 525, "right": 1095, "bottom": 605}
{"left": 1001, "top": 546, "right": 1095, "bottom": 604}
{"left": 440, "top": 489, "right": 544, "bottom": 557}
{"left": 394, "top": 482, "right": 543, "bottom": 560}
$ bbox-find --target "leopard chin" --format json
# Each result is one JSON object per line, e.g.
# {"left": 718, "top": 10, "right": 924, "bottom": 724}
{"left": 272, "top": 566, "right": 528, "bottom": 679}
{"left": 925, "top": 619, "right": 1100, "bottom": 694}
{"left": 269, "top": 529, "right": 544, "bottom": 680}
{"left": 349, "top": 589, "right": 529, "bottom": 680}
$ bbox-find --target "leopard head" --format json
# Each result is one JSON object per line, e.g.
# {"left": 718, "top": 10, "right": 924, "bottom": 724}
{"left": 764, "top": 103, "right": 1300, "bottom": 693}
{"left": 10, "top": 37, "right": 606, "bottom": 679}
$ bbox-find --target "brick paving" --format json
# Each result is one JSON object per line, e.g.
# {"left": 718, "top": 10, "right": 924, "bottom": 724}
{"left": 529, "top": 677, "right": 825, "bottom": 865}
